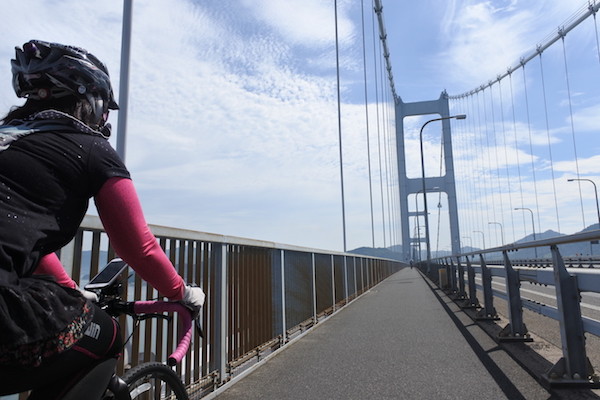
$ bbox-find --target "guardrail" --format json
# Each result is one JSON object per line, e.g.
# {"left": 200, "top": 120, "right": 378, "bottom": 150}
{"left": 47, "top": 215, "right": 403, "bottom": 399}
{"left": 418, "top": 229, "right": 600, "bottom": 388}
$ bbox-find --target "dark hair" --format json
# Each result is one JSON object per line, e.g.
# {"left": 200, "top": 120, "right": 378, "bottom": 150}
{"left": 1, "top": 96, "right": 100, "bottom": 127}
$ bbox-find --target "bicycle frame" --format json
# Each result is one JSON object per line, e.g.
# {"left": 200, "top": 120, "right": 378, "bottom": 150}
{"left": 62, "top": 300, "right": 193, "bottom": 400}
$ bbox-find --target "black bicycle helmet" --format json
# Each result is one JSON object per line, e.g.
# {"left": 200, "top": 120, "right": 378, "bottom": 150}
{"left": 11, "top": 40, "right": 119, "bottom": 113}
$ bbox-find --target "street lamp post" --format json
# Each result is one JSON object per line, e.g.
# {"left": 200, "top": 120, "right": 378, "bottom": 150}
{"left": 462, "top": 236, "right": 472, "bottom": 253}
{"left": 417, "top": 225, "right": 426, "bottom": 261}
{"left": 473, "top": 230, "right": 485, "bottom": 250}
{"left": 568, "top": 178, "right": 600, "bottom": 227}
{"left": 514, "top": 207, "right": 538, "bottom": 258}
{"left": 413, "top": 223, "right": 420, "bottom": 261}
{"left": 116, "top": 0, "right": 133, "bottom": 162}
{"left": 488, "top": 222, "right": 505, "bottom": 246}
{"left": 419, "top": 114, "right": 466, "bottom": 268}
{"left": 414, "top": 187, "right": 439, "bottom": 262}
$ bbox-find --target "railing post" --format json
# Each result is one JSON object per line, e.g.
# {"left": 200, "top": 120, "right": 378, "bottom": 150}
{"left": 544, "top": 245, "right": 595, "bottom": 386}
{"left": 271, "top": 249, "right": 286, "bottom": 343}
{"left": 281, "top": 250, "right": 286, "bottom": 341}
{"left": 460, "top": 256, "right": 480, "bottom": 308}
{"left": 311, "top": 253, "right": 317, "bottom": 324}
{"left": 353, "top": 257, "right": 357, "bottom": 299}
{"left": 213, "top": 243, "right": 228, "bottom": 385}
{"left": 475, "top": 254, "right": 498, "bottom": 320}
{"left": 498, "top": 251, "right": 531, "bottom": 342}
{"left": 449, "top": 258, "right": 457, "bottom": 293}
{"left": 442, "top": 259, "right": 450, "bottom": 290}
{"left": 455, "top": 257, "right": 467, "bottom": 300}
{"left": 343, "top": 256, "right": 348, "bottom": 304}
{"left": 330, "top": 254, "right": 335, "bottom": 310}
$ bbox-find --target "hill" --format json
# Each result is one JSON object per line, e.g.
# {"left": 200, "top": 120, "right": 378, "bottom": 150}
{"left": 349, "top": 224, "right": 600, "bottom": 261}
{"left": 348, "top": 246, "right": 404, "bottom": 261}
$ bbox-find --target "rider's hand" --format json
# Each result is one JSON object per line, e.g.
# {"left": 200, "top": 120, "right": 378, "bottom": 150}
{"left": 76, "top": 284, "right": 99, "bottom": 302}
{"left": 181, "top": 285, "right": 205, "bottom": 314}
{"left": 182, "top": 285, "right": 205, "bottom": 338}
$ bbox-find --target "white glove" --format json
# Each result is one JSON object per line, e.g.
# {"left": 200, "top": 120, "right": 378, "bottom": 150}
{"left": 182, "top": 285, "right": 205, "bottom": 313}
{"left": 76, "top": 284, "right": 99, "bottom": 302}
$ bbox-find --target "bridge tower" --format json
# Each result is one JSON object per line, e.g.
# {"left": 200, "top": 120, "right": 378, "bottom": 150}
{"left": 395, "top": 92, "right": 461, "bottom": 261}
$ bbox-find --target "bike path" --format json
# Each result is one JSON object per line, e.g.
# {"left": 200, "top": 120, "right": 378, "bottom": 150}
{"left": 210, "top": 267, "right": 551, "bottom": 400}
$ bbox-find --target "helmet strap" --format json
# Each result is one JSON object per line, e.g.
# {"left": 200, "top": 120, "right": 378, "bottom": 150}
{"left": 86, "top": 94, "right": 108, "bottom": 128}
{"left": 99, "top": 123, "right": 112, "bottom": 138}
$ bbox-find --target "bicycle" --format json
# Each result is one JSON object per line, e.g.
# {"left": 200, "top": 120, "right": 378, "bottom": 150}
{"left": 61, "top": 259, "right": 198, "bottom": 400}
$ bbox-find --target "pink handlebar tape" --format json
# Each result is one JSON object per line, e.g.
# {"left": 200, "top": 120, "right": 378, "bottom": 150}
{"left": 132, "top": 301, "right": 193, "bottom": 366}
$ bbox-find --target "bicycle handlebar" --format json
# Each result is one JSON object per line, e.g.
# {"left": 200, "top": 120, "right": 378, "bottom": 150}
{"left": 132, "top": 301, "right": 193, "bottom": 366}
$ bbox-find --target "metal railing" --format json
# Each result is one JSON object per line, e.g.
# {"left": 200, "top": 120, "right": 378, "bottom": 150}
{"left": 419, "top": 229, "right": 600, "bottom": 387}
{"left": 51, "top": 215, "right": 403, "bottom": 398}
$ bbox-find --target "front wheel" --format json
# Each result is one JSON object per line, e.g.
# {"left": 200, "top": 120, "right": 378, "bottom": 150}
{"left": 122, "top": 361, "right": 189, "bottom": 400}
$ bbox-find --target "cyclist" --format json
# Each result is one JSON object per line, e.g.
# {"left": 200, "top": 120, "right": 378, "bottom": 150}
{"left": 0, "top": 40, "right": 205, "bottom": 399}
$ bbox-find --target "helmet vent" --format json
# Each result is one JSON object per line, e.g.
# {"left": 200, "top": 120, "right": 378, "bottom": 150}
{"left": 23, "top": 42, "right": 41, "bottom": 58}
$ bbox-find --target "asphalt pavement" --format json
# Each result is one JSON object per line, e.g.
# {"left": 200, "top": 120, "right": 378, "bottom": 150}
{"left": 209, "top": 267, "right": 561, "bottom": 400}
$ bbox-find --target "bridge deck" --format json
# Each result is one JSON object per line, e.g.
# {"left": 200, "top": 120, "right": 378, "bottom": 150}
{"left": 208, "top": 268, "right": 555, "bottom": 400}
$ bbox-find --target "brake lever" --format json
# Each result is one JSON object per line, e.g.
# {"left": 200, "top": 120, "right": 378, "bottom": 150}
{"left": 195, "top": 315, "right": 204, "bottom": 339}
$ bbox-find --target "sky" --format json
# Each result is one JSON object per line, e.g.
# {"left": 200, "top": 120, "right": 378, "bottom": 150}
{"left": 0, "top": 0, "right": 597, "bottom": 255}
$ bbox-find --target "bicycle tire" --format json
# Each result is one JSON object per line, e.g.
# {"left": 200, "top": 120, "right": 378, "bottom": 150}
{"left": 122, "top": 361, "right": 189, "bottom": 400}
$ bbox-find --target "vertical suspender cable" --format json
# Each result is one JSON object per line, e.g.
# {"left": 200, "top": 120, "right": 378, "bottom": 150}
{"left": 454, "top": 97, "right": 465, "bottom": 245}
{"left": 591, "top": 3, "right": 600, "bottom": 64}
{"left": 488, "top": 85, "right": 506, "bottom": 238}
{"left": 360, "top": 0, "right": 376, "bottom": 248}
{"left": 468, "top": 95, "right": 482, "bottom": 238}
{"left": 481, "top": 88, "right": 497, "bottom": 238}
{"left": 454, "top": 98, "right": 465, "bottom": 239}
{"left": 381, "top": 51, "right": 393, "bottom": 248}
{"left": 391, "top": 100, "right": 398, "bottom": 247}
{"left": 390, "top": 97, "right": 398, "bottom": 247}
{"left": 538, "top": 52, "right": 561, "bottom": 232}
{"left": 384, "top": 92, "right": 395, "bottom": 248}
{"left": 334, "top": 0, "right": 347, "bottom": 252}
{"left": 464, "top": 96, "right": 473, "bottom": 238}
{"left": 459, "top": 96, "right": 473, "bottom": 242}
{"left": 371, "top": 2, "right": 386, "bottom": 247}
{"left": 465, "top": 96, "right": 476, "bottom": 242}
{"left": 509, "top": 72, "right": 527, "bottom": 236}
{"left": 435, "top": 120, "right": 444, "bottom": 255}
{"left": 521, "top": 64, "right": 542, "bottom": 233}
{"left": 498, "top": 80, "right": 516, "bottom": 241}
{"left": 561, "top": 33, "right": 586, "bottom": 229}
{"left": 475, "top": 92, "right": 488, "bottom": 233}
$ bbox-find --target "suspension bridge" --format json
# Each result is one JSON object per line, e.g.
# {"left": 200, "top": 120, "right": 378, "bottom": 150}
{"left": 6, "top": 0, "right": 600, "bottom": 399}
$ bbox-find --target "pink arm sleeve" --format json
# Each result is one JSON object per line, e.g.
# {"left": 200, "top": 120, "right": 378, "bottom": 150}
{"left": 34, "top": 252, "right": 77, "bottom": 289}
{"left": 95, "top": 177, "right": 185, "bottom": 300}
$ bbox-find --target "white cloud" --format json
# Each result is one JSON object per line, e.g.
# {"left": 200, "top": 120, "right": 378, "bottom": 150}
{"left": 572, "top": 103, "right": 600, "bottom": 132}
{"left": 240, "top": 0, "right": 354, "bottom": 48}
{"left": 438, "top": 0, "right": 584, "bottom": 94}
